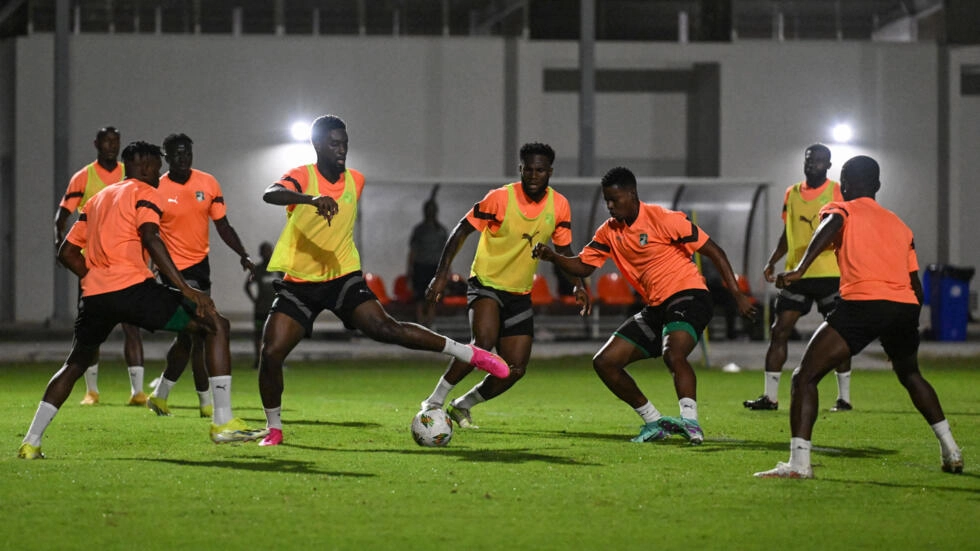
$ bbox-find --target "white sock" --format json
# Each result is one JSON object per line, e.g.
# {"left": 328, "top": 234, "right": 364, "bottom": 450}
{"left": 789, "top": 437, "right": 812, "bottom": 470}
{"left": 83, "top": 364, "right": 99, "bottom": 393}
{"left": 265, "top": 407, "right": 283, "bottom": 430}
{"left": 128, "top": 366, "right": 145, "bottom": 395}
{"left": 24, "top": 402, "right": 58, "bottom": 447}
{"left": 151, "top": 377, "right": 177, "bottom": 400}
{"left": 210, "top": 375, "right": 233, "bottom": 426}
{"left": 452, "top": 387, "right": 486, "bottom": 410}
{"left": 634, "top": 401, "right": 661, "bottom": 423}
{"left": 423, "top": 376, "right": 455, "bottom": 409}
{"left": 931, "top": 419, "right": 959, "bottom": 455}
{"left": 765, "top": 372, "right": 781, "bottom": 402}
{"left": 679, "top": 397, "right": 698, "bottom": 421}
{"left": 836, "top": 371, "right": 852, "bottom": 403}
{"left": 442, "top": 338, "right": 474, "bottom": 364}
{"left": 197, "top": 389, "right": 213, "bottom": 409}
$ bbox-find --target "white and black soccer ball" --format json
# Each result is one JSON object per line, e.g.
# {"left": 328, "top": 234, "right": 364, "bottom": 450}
{"left": 411, "top": 408, "right": 453, "bottom": 447}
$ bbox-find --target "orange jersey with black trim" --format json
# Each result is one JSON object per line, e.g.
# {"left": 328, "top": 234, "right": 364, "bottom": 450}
{"left": 464, "top": 183, "right": 573, "bottom": 247}
{"left": 275, "top": 166, "right": 365, "bottom": 283}
{"left": 59, "top": 161, "right": 126, "bottom": 213}
{"left": 820, "top": 197, "right": 918, "bottom": 304}
{"left": 157, "top": 169, "right": 227, "bottom": 270}
{"left": 64, "top": 179, "right": 162, "bottom": 296}
{"left": 580, "top": 203, "right": 709, "bottom": 306}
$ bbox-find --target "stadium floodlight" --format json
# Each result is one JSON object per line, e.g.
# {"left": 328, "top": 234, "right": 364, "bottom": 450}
{"left": 831, "top": 123, "right": 853, "bottom": 144}
{"left": 290, "top": 121, "right": 311, "bottom": 142}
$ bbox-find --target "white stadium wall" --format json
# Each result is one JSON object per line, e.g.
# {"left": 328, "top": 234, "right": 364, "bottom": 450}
{"left": 8, "top": 34, "right": 968, "bottom": 322}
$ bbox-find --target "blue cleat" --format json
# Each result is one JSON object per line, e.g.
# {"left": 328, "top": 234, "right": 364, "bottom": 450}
{"left": 631, "top": 419, "right": 671, "bottom": 442}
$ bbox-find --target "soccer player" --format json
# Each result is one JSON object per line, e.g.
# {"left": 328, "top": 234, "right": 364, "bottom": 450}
{"left": 745, "top": 144, "right": 853, "bottom": 412}
{"left": 18, "top": 142, "right": 265, "bottom": 459}
{"left": 755, "top": 155, "right": 963, "bottom": 478}
{"left": 255, "top": 114, "right": 509, "bottom": 447}
{"left": 419, "top": 142, "right": 590, "bottom": 429}
{"left": 534, "top": 166, "right": 756, "bottom": 444}
{"left": 53, "top": 126, "right": 146, "bottom": 406}
{"left": 145, "top": 134, "right": 255, "bottom": 418}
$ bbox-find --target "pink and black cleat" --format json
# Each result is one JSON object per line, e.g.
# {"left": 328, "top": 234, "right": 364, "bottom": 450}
{"left": 468, "top": 344, "right": 510, "bottom": 378}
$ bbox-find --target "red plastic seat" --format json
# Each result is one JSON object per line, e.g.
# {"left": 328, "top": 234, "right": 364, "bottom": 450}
{"left": 531, "top": 274, "right": 555, "bottom": 306}
{"left": 364, "top": 272, "right": 391, "bottom": 305}
{"left": 393, "top": 274, "right": 413, "bottom": 304}
{"left": 597, "top": 272, "right": 634, "bottom": 305}
{"left": 442, "top": 273, "right": 468, "bottom": 306}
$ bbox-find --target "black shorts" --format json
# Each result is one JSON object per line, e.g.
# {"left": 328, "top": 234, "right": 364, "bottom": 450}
{"left": 826, "top": 299, "right": 921, "bottom": 359}
{"left": 75, "top": 279, "right": 195, "bottom": 347}
{"left": 159, "top": 256, "right": 212, "bottom": 293}
{"left": 269, "top": 271, "right": 378, "bottom": 336}
{"left": 774, "top": 277, "right": 840, "bottom": 317}
{"left": 466, "top": 277, "right": 534, "bottom": 338}
{"left": 613, "top": 289, "right": 713, "bottom": 358}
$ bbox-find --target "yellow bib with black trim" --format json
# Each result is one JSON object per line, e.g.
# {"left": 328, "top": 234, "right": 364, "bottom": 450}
{"left": 268, "top": 165, "right": 360, "bottom": 281}
{"left": 785, "top": 180, "right": 840, "bottom": 278}
{"left": 79, "top": 161, "right": 125, "bottom": 211}
{"left": 471, "top": 184, "right": 555, "bottom": 293}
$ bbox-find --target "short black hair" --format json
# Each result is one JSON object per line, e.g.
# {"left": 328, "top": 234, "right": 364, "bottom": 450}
{"left": 121, "top": 141, "right": 163, "bottom": 164}
{"left": 310, "top": 115, "right": 347, "bottom": 142}
{"left": 601, "top": 166, "right": 637, "bottom": 189}
{"left": 806, "top": 143, "right": 831, "bottom": 160}
{"left": 841, "top": 155, "right": 880, "bottom": 187}
{"left": 96, "top": 126, "right": 120, "bottom": 140}
{"left": 162, "top": 133, "right": 193, "bottom": 153}
{"left": 519, "top": 142, "right": 555, "bottom": 165}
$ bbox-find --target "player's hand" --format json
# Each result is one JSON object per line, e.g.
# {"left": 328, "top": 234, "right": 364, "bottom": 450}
{"left": 574, "top": 285, "right": 592, "bottom": 317}
{"left": 734, "top": 292, "right": 757, "bottom": 320}
{"left": 775, "top": 270, "right": 802, "bottom": 289}
{"left": 240, "top": 255, "right": 256, "bottom": 279}
{"left": 184, "top": 288, "right": 218, "bottom": 329}
{"left": 532, "top": 243, "right": 555, "bottom": 261}
{"left": 763, "top": 262, "right": 776, "bottom": 283}
{"left": 425, "top": 273, "right": 449, "bottom": 304}
{"left": 311, "top": 195, "right": 339, "bottom": 225}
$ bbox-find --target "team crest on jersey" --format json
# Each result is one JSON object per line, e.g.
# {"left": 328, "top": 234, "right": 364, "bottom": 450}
{"left": 639, "top": 233, "right": 648, "bottom": 246}
{"left": 341, "top": 191, "right": 355, "bottom": 204}
{"left": 545, "top": 213, "right": 555, "bottom": 226}
{"left": 195, "top": 191, "right": 205, "bottom": 202}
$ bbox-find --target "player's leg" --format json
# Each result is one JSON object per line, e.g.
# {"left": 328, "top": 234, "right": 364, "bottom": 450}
{"left": 657, "top": 290, "right": 714, "bottom": 444}
{"left": 747, "top": 299, "right": 804, "bottom": 410}
{"left": 447, "top": 332, "right": 532, "bottom": 429}
{"left": 147, "top": 331, "right": 192, "bottom": 416}
{"left": 121, "top": 323, "right": 147, "bottom": 405}
{"left": 815, "top": 284, "right": 854, "bottom": 411}
{"left": 190, "top": 332, "right": 213, "bottom": 417}
{"left": 79, "top": 347, "right": 101, "bottom": 405}
{"left": 257, "top": 311, "right": 306, "bottom": 446}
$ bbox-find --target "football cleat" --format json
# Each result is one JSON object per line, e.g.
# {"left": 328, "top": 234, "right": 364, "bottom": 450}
{"left": 127, "top": 392, "right": 149, "bottom": 406}
{"left": 419, "top": 400, "right": 442, "bottom": 412}
{"left": 467, "top": 345, "right": 510, "bottom": 379}
{"left": 754, "top": 461, "right": 813, "bottom": 479}
{"left": 659, "top": 416, "right": 704, "bottom": 445}
{"left": 447, "top": 404, "right": 479, "bottom": 429}
{"left": 210, "top": 418, "right": 269, "bottom": 444}
{"left": 80, "top": 390, "right": 100, "bottom": 405}
{"left": 743, "top": 395, "right": 778, "bottom": 410}
{"left": 830, "top": 399, "right": 853, "bottom": 412}
{"left": 942, "top": 449, "right": 964, "bottom": 474}
{"left": 146, "top": 395, "right": 171, "bottom": 417}
{"left": 631, "top": 419, "right": 671, "bottom": 442}
{"left": 17, "top": 442, "right": 44, "bottom": 460}
{"left": 259, "top": 428, "right": 284, "bottom": 447}
{"left": 199, "top": 405, "right": 214, "bottom": 418}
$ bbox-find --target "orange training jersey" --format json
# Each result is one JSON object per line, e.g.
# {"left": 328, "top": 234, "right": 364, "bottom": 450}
{"left": 820, "top": 197, "right": 918, "bottom": 304}
{"left": 59, "top": 161, "right": 126, "bottom": 213}
{"left": 157, "top": 169, "right": 227, "bottom": 270}
{"left": 465, "top": 183, "right": 573, "bottom": 247}
{"left": 580, "top": 203, "right": 709, "bottom": 306}
{"left": 275, "top": 166, "right": 365, "bottom": 283}
{"left": 64, "top": 179, "right": 162, "bottom": 296}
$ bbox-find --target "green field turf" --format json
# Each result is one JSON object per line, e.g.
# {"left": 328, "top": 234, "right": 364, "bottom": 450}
{"left": 1, "top": 356, "right": 977, "bottom": 550}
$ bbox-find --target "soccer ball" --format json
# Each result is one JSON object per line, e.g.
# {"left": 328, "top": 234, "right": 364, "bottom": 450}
{"left": 411, "top": 408, "right": 453, "bottom": 447}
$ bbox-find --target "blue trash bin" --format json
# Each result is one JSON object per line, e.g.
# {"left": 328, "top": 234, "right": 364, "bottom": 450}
{"left": 927, "top": 264, "right": 974, "bottom": 341}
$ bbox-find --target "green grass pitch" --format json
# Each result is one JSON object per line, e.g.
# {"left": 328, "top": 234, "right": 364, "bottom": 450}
{"left": 1, "top": 355, "right": 977, "bottom": 550}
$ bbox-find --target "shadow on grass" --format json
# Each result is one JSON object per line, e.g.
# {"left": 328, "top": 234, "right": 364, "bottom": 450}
{"left": 818, "top": 473, "right": 980, "bottom": 495}
{"left": 284, "top": 442, "right": 601, "bottom": 466}
{"left": 125, "top": 456, "right": 374, "bottom": 477}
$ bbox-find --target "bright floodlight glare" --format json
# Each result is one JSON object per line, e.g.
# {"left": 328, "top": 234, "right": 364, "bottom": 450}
{"left": 290, "top": 121, "right": 310, "bottom": 142}
{"left": 831, "top": 123, "right": 853, "bottom": 143}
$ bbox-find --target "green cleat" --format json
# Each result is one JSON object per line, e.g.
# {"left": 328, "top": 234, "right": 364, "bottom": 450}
{"left": 631, "top": 419, "right": 671, "bottom": 442}
{"left": 17, "top": 442, "right": 44, "bottom": 459}
{"left": 210, "top": 418, "right": 269, "bottom": 444}
{"left": 447, "top": 405, "right": 479, "bottom": 429}
{"left": 199, "top": 404, "right": 214, "bottom": 418}
{"left": 146, "top": 395, "right": 171, "bottom": 416}
{"left": 659, "top": 416, "right": 705, "bottom": 445}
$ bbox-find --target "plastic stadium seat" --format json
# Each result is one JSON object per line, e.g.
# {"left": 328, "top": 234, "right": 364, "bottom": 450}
{"left": 442, "top": 273, "right": 468, "bottom": 307}
{"left": 531, "top": 274, "right": 555, "bottom": 306}
{"left": 393, "top": 274, "right": 413, "bottom": 304}
{"left": 364, "top": 272, "right": 391, "bottom": 305}
{"left": 597, "top": 273, "right": 634, "bottom": 305}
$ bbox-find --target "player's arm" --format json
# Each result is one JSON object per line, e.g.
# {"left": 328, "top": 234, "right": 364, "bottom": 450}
{"left": 425, "top": 217, "right": 476, "bottom": 303}
{"left": 697, "top": 238, "right": 757, "bottom": 319}
{"left": 776, "top": 213, "right": 843, "bottom": 289}
{"left": 263, "top": 182, "right": 338, "bottom": 224}
{"left": 763, "top": 229, "right": 788, "bottom": 283}
{"left": 213, "top": 216, "right": 255, "bottom": 276}
{"left": 54, "top": 207, "right": 73, "bottom": 250}
{"left": 533, "top": 243, "right": 595, "bottom": 278}
{"left": 910, "top": 271, "right": 924, "bottom": 306}
{"left": 139, "top": 221, "right": 217, "bottom": 323}
{"left": 553, "top": 243, "right": 592, "bottom": 316}
{"left": 57, "top": 240, "right": 88, "bottom": 279}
